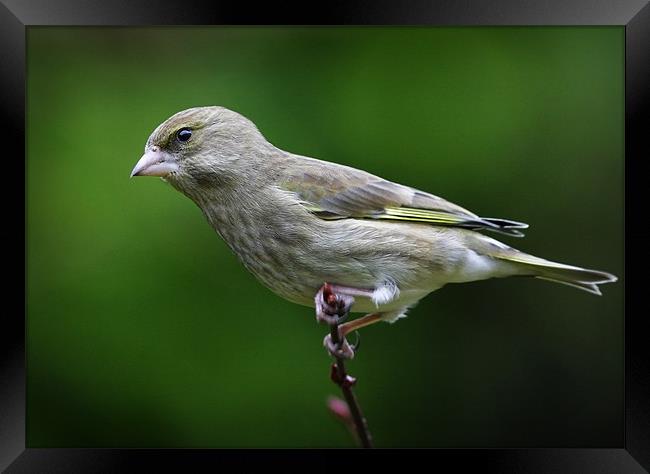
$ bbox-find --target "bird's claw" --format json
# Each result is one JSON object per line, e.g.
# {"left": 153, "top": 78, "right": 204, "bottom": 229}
{"left": 350, "top": 331, "right": 360, "bottom": 353}
{"left": 315, "top": 283, "right": 355, "bottom": 325}
{"left": 323, "top": 333, "right": 355, "bottom": 360}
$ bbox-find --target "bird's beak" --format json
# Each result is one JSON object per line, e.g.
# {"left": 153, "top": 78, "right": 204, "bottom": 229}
{"left": 130, "top": 148, "right": 179, "bottom": 178}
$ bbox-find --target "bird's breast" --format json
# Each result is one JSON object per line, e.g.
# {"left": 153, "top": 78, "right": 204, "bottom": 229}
{"left": 198, "top": 196, "right": 325, "bottom": 306}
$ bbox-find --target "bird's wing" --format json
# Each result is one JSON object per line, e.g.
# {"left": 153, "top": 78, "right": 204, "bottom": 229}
{"left": 280, "top": 157, "right": 528, "bottom": 237}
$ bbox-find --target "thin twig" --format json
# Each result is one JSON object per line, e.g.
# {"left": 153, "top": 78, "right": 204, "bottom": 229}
{"left": 321, "top": 285, "right": 373, "bottom": 448}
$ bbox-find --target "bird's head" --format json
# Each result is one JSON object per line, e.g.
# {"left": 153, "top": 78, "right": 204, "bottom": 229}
{"left": 131, "top": 106, "right": 271, "bottom": 191}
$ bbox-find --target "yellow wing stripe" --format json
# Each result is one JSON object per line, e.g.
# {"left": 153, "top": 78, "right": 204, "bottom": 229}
{"left": 384, "top": 207, "right": 466, "bottom": 223}
{"left": 374, "top": 215, "right": 444, "bottom": 223}
{"left": 306, "top": 202, "right": 483, "bottom": 226}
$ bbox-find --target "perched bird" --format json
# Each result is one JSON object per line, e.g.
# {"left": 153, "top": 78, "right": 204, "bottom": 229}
{"left": 131, "top": 106, "right": 617, "bottom": 358}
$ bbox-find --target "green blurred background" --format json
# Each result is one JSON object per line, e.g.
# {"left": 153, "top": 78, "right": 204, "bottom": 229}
{"left": 26, "top": 27, "right": 623, "bottom": 448}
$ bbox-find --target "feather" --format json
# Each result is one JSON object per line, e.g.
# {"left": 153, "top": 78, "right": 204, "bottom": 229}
{"left": 281, "top": 155, "right": 528, "bottom": 237}
{"left": 489, "top": 250, "right": 617, "bottom": 295}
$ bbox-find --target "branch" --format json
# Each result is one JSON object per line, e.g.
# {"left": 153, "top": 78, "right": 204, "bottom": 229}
{"left": 320, "top": 284, "right": 373, "bottom": 448}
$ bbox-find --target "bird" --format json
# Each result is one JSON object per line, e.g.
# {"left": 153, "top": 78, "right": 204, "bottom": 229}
{"left": 131, "top": 106, "right": 617, "bottom": 358}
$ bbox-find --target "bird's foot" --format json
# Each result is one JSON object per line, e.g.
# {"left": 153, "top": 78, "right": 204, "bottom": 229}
{"left": 315, "top": 283, "right": 355, "bottom": 325}
{"left": 324, "top": 333, "right": 355, "bottom": 360}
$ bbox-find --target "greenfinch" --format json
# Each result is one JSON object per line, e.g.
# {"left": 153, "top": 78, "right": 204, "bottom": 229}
{"left": 131, "top": 106, "right": 617, "bottom": 358}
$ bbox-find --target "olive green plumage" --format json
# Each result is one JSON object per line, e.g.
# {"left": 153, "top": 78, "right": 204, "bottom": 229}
{"left": 131, "top": 106, "right": 617, "bottom": 322}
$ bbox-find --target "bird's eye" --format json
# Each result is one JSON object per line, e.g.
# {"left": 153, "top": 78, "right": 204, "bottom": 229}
{"left": 176, "top": 128, "right": 192, "bottom": 142}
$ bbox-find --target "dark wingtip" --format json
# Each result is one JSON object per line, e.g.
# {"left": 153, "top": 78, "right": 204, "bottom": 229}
{"left": 482, "top": 217, "right": 529, "bottom": 229}
{"left": 487, "top": 228, "right": 526, "bottom": 238}
{"left": 475, "top": 217, "right": 528, "bottom": 237}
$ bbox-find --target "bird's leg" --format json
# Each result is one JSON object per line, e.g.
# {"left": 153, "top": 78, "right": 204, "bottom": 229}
{"left": 323, "top": 313, "right": 382, "bottom": 360}
{"left": 314, "top": 283, "right": 374, "bottom": 325}
{"left": 340, "top": 313, "right": 382, "bottom": 338}
{"left": 328, "top": 284, "right": 376, "bottom": 300}
{"left": 316, "top": 283, "right": 383, "bottom": 359}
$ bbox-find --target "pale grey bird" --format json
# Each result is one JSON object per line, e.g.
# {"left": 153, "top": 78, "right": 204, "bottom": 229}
{"left": 131, "top": 106, "right": 617, "bottom": 358}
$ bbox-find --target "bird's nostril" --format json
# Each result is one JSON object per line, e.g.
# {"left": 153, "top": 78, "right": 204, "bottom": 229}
{"left": 151, "top": 146, "right": 160, "bottom": 153}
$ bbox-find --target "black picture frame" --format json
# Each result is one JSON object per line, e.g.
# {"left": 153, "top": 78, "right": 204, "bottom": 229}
{"left": 3, "top": 0, "right": 648, "bottom": 471}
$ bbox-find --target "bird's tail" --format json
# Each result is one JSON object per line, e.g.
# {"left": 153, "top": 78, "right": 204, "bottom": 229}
{"left": 494, "top": 252, "right": 618, "bottom": 295}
